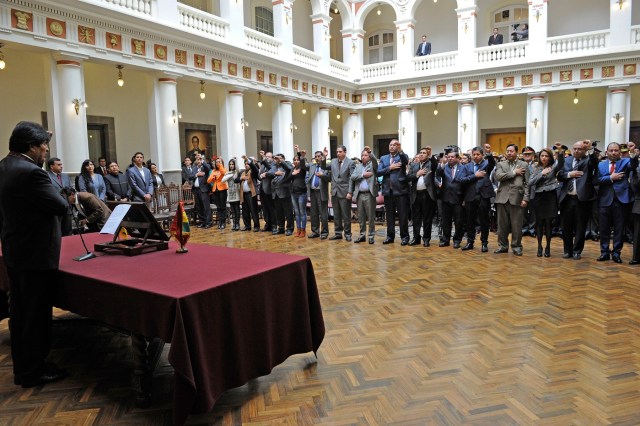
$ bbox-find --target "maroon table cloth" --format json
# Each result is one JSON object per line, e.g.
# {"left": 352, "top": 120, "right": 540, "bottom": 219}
{"left": 0, "top": 234, "right": 325, "bottom": 425}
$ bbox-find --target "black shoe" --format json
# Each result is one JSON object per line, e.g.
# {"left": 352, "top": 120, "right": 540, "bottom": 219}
{"left": 345, "top": 235, "right": 352, "bottom": 242}
{"left": 308, "top": 233, "right": 320, "bottom": 239}
{"left": 320, "top": 235, "right": 328, "bottom": 240}
{"left": 276, "top": 229, "right": 285, "bottom": 235}
{"left": 261, "top": 227, "right": 271, "bottom": 232}
{"left": 453, "top": 241, "right": 461, "bottom": 249}
{"left": 423, "top": 240, "right": 430, "bottom": 247}
{"left": 439, "top": 241, "right": 450, "bottom": 247}
{"left": 481, "top": 244, "right": 488, "bottom": 253}
{"left": 253, "top": 227, "right": 260, "bottom": 232}
{"left": 573, "top": 252, "right": 581, "bottom": 260}
{"left": 401, "top": 238, "right": 409, "bottom": 246}
{"left": 629, "top": 259, "right": 639, "bottom": 265}
{"left": 220, "top": 223, "right": 226, "bottom": 229}
{"left": 494, "top": 247, "right": 508, "bottom": 254}
{"left": 544, "top": 247, "right": 550, "bottom": 257}
{"left": 203, "top": 224, "right": 213, "bottom": 229}
{"left": 408, "top": 239, "right": 421, "bottom": 246}
{"left": 369, "top": 237, "right": 375, "bottom": 244}
{"left": 382, "top": 237, "right": 394, "bottom": 245}
{"left": 285, "top": 230, "right": 293, "bottom": 236}
{"left": 19, "top": 366, "right": 69, "bottom": 388}
{"left": 512, "top": 249, "right": 523, "bottom": 256}
{"left": 354, "top": 235, "right": 366, "bottom": 243}
{"left": 562, "top": 253, "right": 571, "bottom": 259}
{"left": 329, "top": 235, "right": 342, "bottom": 240}
{"left": 197, "top": 223, "right": 206, "bottom": 228}
{"left": 461, "top": 242, "right": 474, "bottom": 251}
{"left": 537, "top": 247, "right": 543, "bottom": 257}
{"left": 612, "top": 253, "right": 622, "bottom": 264}
{"left": 596, "top": 253, "right": 610, "bottom": 261}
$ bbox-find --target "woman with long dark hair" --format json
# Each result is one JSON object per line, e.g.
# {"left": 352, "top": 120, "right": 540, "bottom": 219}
{"left": 149, "top": 163, "right": 165, "bottom": 189}
{"left": 76, "top": 159, "right": 106, "bottom": 201}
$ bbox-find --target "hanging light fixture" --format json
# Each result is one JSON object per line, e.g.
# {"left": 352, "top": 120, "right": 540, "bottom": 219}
{"left": 0, "top": 43, "right": 5, "bottom": 70}
{"left": 116, "top": 65, "right": 124, "bottom": 87}
{"left": 302, "top": 100, "right": 307, "bottom": 115}
{"left": 199, "top": 80, "right": 206, "bottom": 99}
{"left": 433, "top": 103, "right": 439, "bottom": 116}
{"left": 257, "top": 92, "right": 263, "bottom": 108}
{"left": 573, "top": 89, "right": 579, "bottom": 105}
{"left": 336, "top": 107, "right": 341, "bottom": 120}
{"left": 498, "top": 96, "right": 503, "bottom": 110}
{"left": 377, "top": 107, "right": 381, "bottom": 120}
{"left": 377, "top": 5, "right": 381, "bottom": 15}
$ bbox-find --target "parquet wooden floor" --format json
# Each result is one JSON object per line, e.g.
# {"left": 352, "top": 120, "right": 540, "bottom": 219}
{"left": 1, "top": 225, "right": 640, "bottom": 425}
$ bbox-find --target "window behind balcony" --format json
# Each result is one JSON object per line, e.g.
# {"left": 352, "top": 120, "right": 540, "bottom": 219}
{"left": 492, "top": 5, "right": 528, "bottom": 43}
{"left": 178, "top": 0, "right": 213, "bottom": 14}
{"left": 368, "top": 31, "right": 394, "bottom": 64}
{"left": 255, "top": 7, "right": 274, "bottom": 37}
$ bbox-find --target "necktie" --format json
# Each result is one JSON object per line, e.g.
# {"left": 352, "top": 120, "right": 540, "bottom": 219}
{"left": 57, "top": 174, "right": 62, "bottom": 185}
{"left": 567, "top": 160, "right": 578, "bottom": 192}
{"left": 339, "top": 161, "right": 343, "bottom": 172}
{"left": 474, "top": 164, "right": 478, "bottom": 173}
{"left": 451, "top": 166, "right": 456, "bottom": 179}
{"left": 610, "top": 162, "right": 615, "bottom": 174}
{"left": 312, "top": 171, "right": 319, "bottom": 188}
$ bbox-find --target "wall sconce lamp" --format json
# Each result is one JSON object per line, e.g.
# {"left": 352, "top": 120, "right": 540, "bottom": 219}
{"left": 352, "top": 41, "right": 356, "bottom": 54}
{"left": 531, "top": 118, "right": 539, "bottom": 128}
{"left": 328, "top": 127, "right": 334, "bottom": 135}
{"left": 353, "top": 130, "right": 358, "bottom": 139}
{"left": 116, "top": 65, "right": 124, "bottom": 87}
{"left": 377, "top": 4, "right": 381, "bottom": 16}
{"left": 433, "top": 103, "right": 439, "bottom": 116}
{"left": 399, "top": 127, "right": 406, "bottom": 135}
{"left": 617, "top": 0, "right": 625, "bottom": 10}
{"left": 290, "top": 123, "right": 298, "bottom": 133}
{"left": 241, "top": 117, "right": 249, "bottom": 130}
{"left": 460, "top": 123, "right": 467, "bottom": 132}
{"left": 613, "top": 113, "right": 623, "bottom": 123}
{"left": 498, "top": 96, "right": 503, "bottom": 110}
{"left": 72, "top": 98, "right": 88, "bottom": 115}
{"left": 301, "top": 100, "right": 307, "bottom": 115}
{"left": 336, "top": 108, "right": 341, "bottom": 120}
{"left": 257, "top": 92, "right": 263, "bottom": 108}
{"left": 199, "top": 80, "right": 206, "bottom": 100}
{"left": 0, "top": 43, "right": 5, "bottom": 70}
{"left": 402, "top": 34, "right": 406, "bottom": 45}
{"left": 172, "top": 109, "right": 182, "bottom": 123}
{"left": 535, "top": 10, "right": 541, "bottom": 22}
{"left": 377, "top": 107, "right": 382, "bottom": 120}
{"left": 285, "top": 9, "right": 291, "bottom": 25}
{"left": 573, "top": 89, "right": 579, "bottom": 105}
{"left": 464, "top": 22, "right": 468, "bottom": 34}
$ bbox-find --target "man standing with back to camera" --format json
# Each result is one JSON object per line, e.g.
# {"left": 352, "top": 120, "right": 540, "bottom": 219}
{"left": 0, "top": 121, "right": 69, "bottom": 388}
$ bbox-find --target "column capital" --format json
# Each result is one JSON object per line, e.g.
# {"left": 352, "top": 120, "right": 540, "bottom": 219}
{"left": 457, "top": 99, "right": 475, "bottom": 105}
{"left": 394, "top": 18, "right": 416, "bottom": 28}
{"left": 608, "top": 85, "right": 629, "bottom": 92}
{"left": 528, "top": 92, "right": 547, "bottom": 99}
{"left": 310, "top": 13, "right": 331, "bottom": 23}
{"left": 53, "top": 52, "right": 89, "bottom": 63}
{"left": 455, "top": 5, "right": 479, "bottom": 15}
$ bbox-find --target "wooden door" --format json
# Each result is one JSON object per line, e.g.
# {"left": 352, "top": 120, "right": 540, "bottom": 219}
{"left": 486, "top": 132, "right": 526, "bottom": 155}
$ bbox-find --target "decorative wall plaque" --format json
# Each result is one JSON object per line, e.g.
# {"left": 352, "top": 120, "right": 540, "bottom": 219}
{"left": 212, "top": 58, "right": 222, "bottom": 72}
{"left": 379, "top": 91, "right": 387, "bottom": 101}
{"left": 452, "top": 83, "right": 462, "bottom": 93}
{"left": 437, "top": 84, "right": 446, "bottom": 95}
{"left": 256, "top": 69, "right": 264, "bottom": 82}
{"left": 407, "top": 88, "right": 415, "bottom": 98}
{"left": 12, "top": 9, "right": 33, "bottom": 31}
{"left": 132, "top": 39, "right": 146, "bottom": 56}
{"left": 194, "top": 54, "right": 205, "bottom": 69}
{"left": 393, "top": 90, "right": 401, "bottom": 99}
{"left": 281, "top": 76, "right": 288, "bottom": 88}
{"left": 469, "top": 81, "right": 479, "bottom": 91}
{"left": 367, "top": 93, "right": 375, "bottom": 102}
{"left": 602, "top": 66, "right": 615, "bottom": 78}
{"left": 269, "top": 73, "right": 277, "bottom": 85}
{"left": 540, "top": 72, "right": 552, "bottom": 84}
{"left": 421, "top": 86, "right": 431, "bottom": 96}
{"left": 154, "top": 44, "right": 167, "bottom": 61}
{"left": 47, "top": 19, "right": 66, "bottom": 38}
{"left": 503, "top": 77, "right": 514, "bottom": 88}
{"left": 292, "top": 79, "right": 299, "bottom": 90}
{"left": 312, "top": 84, "right": 317, "bottom": 94}
{"left": 623, "top": 64, "right": 636, "bottom": 76}
{"left": 485, "top": 79, "right": 496, "bottom": 89}
{"left": 521, "top": 74, "right": 533, "bottom": 86}
{"left": 175, "top": 49, "right": 187, "bottom": 65}
{"left": 78, "top": 26, "right": 95, "bottom": 45}
{"left": 329, "top": 88, "right": 334, "bottom": 98}
{"left": 302, "top": 82, "right": 308, "bottom": 92}
{"left": 228, "top": 63, "right": 237, "bottom": 76}
{"left": 560, "top": 70, "right": 572, "bottom": 82}
{"left": 243, "top": 66, "right": 251, "bottom": 79}
{"left": 106, "top": 32, "right": 122, "bottom": 50}
{"left": 580, "top": 68, "right": 592, "bottom": 80}
{"left": 337, "top": 90, "right": 342, "bottom": 100}
{"left": 320, "top": 87, "right": 326, "bottom": 96}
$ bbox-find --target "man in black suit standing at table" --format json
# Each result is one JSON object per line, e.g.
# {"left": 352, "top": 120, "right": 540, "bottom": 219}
{"left": 0, "top": 121, "right": 69, "bottom": 388}
{"left": 416, "top": 35, "right": 431, "bottom": 56}
{"left": 488, "top": 28, "right": 503, "bottom": 45}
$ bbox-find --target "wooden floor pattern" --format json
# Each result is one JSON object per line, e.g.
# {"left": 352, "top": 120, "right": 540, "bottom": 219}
{"left": 1, "top": 225, "right": 640, "bottom": 425}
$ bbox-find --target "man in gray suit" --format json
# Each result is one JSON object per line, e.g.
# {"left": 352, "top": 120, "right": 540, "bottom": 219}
{"left": 347, "top": 147, "right": 378, "bottom": 244}
{"left": 306, "top": 149, "right": 330, "bottom": 239}
{"left": 494, "top": 144, "right": 530, "bottom": 256}
{"left": 329, "top": 145, "right": 355, "bottom": 241}
{"left": 126, "top": 152, "right": 153, "bottom": 202}
{"left": 47, "top": 157, "right": 73, "bottom": 236}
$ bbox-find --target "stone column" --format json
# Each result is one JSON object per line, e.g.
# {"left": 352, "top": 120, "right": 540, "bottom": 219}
{"left": 528, "top": 0, "right": 547, "bottom": 60}
{"left": 398, "top": 106, "right": 417, "bottom": 157}
{"left": 457, "top": 100, "right": 477, "bottom": 152}
{"left": 455, "top": 4, "right": 477, "bottom": 59}
{"left": 527, "top": 93, "right": 547, "bottom": 151}
{"left": 219, "top": 0, "right": 245, "bottom": 40}
{"left": 272, "top": 98, "right": 295, "bottom": 161}
{"left": 610, "top": 0, "right": 632, "bottom": 46}
{"left": 312, "top": 105, "right": 331, "bottom": 156}
{"left": 607, "top": 86, "right": 629, "bottom": 144}
{"left": 395, "top": 19, "right": 416, "bottom": 66}
{"left": 311, "top": 13, "right": 331, "bottom": 68}
{"left": 273, "top": 0, "right": 294, "bottom": 56}
{"left": 342, "top": 29, "right": 365, "bottom": 80}
{"left": 344, "top": 110, "right": 363, "bottom": 156}
{"left": 218, "top": 89, "right": 248, "bottom": 163}
{"left": 150, "top": 76, "right": 181, "bottom": 184}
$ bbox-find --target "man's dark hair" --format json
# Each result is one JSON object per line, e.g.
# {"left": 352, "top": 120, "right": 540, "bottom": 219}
{"left": 9, "top": 121, "right": 52, "bottom": 153}
{"left": 47, "top": 157, "right": 61, "bottom": 169}
{"left": 108, "top": 161, "right": 118, "bottom": 168}
{"left": 471, "top": 147, "right": 484, "bottom": 154}
{"left": 61, "top": 186, "right": 76, "bottom": 197}
{"left": 98, "top": 156, "right": 106, "bottom": 162}
{"left": 337, "top": 145, "right": 347, "bottom": 153}
{"left": 315, "top": 151, "right": 323, "bottom": 157}
{"left": 506, "top": 143, "right": 519, "bottom": 153}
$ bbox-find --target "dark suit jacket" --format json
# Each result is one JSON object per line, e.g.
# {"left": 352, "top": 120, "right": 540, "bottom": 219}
{"left": 48, "top": 170, "right": 73, "bottom": 213}
{"left": 104, "top": 172, "right": 132, "bottom": 200}
{"left": 268, "top": 161, "right": 293, "bottom": 199}
{"left": 488, "top": 34, "right": 503, "bottom": 45}
{"left": 416, "top": 42, "right": 431, "bottom": 56}
{"left": 631, "top": 163, "right": 640, "bottom": 215}
{"left": 596, "top": 158, "right": 631, "bottom": 206}
{"left": 408, "top": 156, "right": 438, "bottom": 204}
{"left": 378, "top": 153, "right": 410, "bottom": 196}
{"left": 557, "top": 153, "right": 598, "bottom": 203}
{"left": 126, "top": 165, "right": 154, "bottom": 201}
{"left": 76, "top": 192, "right": 111, "bottom": 231}
{"left": 192, "top": 162, "right": 212, "bottom": 193}
{"left": 306, "top": 160, "right": 330, "bottom": 202}
{"left": 0, "top": 153, "right": 68, "bottom": 270}
{"left": 436, "top": 163, "right": 467, "bottom": 204}
{"left": 460, "top": 156, "right": 496, "bottom": 202}
{"left": 151, "top": 173, "right": 165, "bottom": 189}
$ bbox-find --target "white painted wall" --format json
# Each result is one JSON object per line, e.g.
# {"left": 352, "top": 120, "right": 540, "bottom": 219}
{"left": 632, "top": 84, "right": 640, "bottom": 122}
{"left": 293, "top": 0, "right": 314, "bottom": 51}
{"left": 477, "top": 94, "right": 527, "bottom": 131}
{"left": 547, "top": 88, "right": 607, "bottom": 144}
{"left": 547, "top": 0, "right": 609, "bottom": 36}
{"left": 413, "top": 0, "right": 458, "bottom": 54}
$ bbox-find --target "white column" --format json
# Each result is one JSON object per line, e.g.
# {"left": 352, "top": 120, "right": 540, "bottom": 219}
{"left": 395, "top": 19, "right": 415, "bottom": 68}
{"left": 607, "top": 86, "right": 629, "bottom": 144}
{"left": 455, "top": 5, "right": 477, "bottom": 59}
{"left": 311, "top": 13, "right": 331, "bottom": 68}
{"left": 610, "top": 0, "right": 632, "bottom": 46}
{"left": 457, "top": 100, "right": 477, "bottom": 152}
{"left": 312, "top": 105, "right": 331, "bottom": 155}
{"left": 155, "top": 0, "right": 179, "bottom": 23}
{"left": 273, "top": 0, "right": 293, "bottom": 56}
{"left": 344, "top": 111, "right": 363, "bottom": 157}
{"left": 341, "top": 28, "right": 364, "bottom": 80}
{"left": 219, "top": 0, "right": 245, "bottom": 41}
{"left": 528, "top": 0, "right": 547, "bottom": 60}
{"left": 527, "top": 93, "right": 547, "bottom": 151}
{"left": 398, "top": 106, "right": 417, "bottom": 157}
{"left": 218, "top": 89, "right": 247, "bottom": 162}
{"left": 51, "top": 58, "right": 89, "bottom": 173}
{"left": 149, "top": 77, "right": 181, "bottom": 181}
{"left": 272, "top": 98, "right": 294, "bottom": 160}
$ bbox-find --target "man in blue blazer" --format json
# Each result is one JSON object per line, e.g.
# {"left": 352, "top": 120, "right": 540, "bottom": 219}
{"left": 435, "top": 150, "right": 467, "bottom": 248}
{"left": 596, "top": 142, "right": 631, "bottom": 263}
{"left": 415, "top": 35, "right": 431, "bottom": 56}
{"left": 378, "top": 140, "right": 410, "bottom": 245}
{"left": 47, "top": 157, "right": 73, "bottom": 236}
{"left": 126, "top": 152, "right": 154, "bottom": 203}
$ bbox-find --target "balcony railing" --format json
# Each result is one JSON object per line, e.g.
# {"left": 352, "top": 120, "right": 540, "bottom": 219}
{"left": 101, "top": 0, "right": 153, "bottom": 16}
{"left": 362, "top": 60, "right": 397, "bottom": 79}
{"left": 330, "top": 59, "right": 350, "bottom": 79}
{"left": 178, "top": 4, "right": 228, "bottom": 39}
{"left": 548, "top": 30, "right": 608, "bottom": 55}
{"left": 632, "top": 25, "right": 640, "bottom": 44}
{"left": 245, "top": 28, "right": 280, "bottom": 56}
{"left": 476, "top": 42, "right": 527, "bottom": 64}
{"left": 293, "top": 46, "right": 321, "bottom": 69}
{"left": 413, "top": 52, "right": 458, "bottom": 73}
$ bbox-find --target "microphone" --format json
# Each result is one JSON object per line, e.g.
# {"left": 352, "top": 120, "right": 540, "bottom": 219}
{"left": 73, "top": 212, "right": 96, "bottom": 262}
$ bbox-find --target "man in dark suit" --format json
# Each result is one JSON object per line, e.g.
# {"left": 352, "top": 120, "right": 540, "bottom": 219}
{"left": 459, "top": 145, "right": 496, "bottom": 252}
{"left": 47, "top": 157, "right": 73, "bottom": 236}
{"left": 0, "top": 121, "right": 69, "bottom": 388}
{"left": 62, "top": 187, "right": 111, "bottom": 232}
{"left": 329, "top": 145, "right": 355, "bottom": 241}
{"left": 126, "top": 152, "right": 153, "bottom": 202}
{"left": 348, "top": 147, "right": 378, "bottom": 244}
{"left": 596, "top": 142, "right": 632, "bottom": 263}
{"left": 488, "top": 28, "right": 503, "bottom": 45}
{"left": 268, "top": 154, "right": 294, "bottom": 235}
{"left": 258, "top": 151, "right": 277, "bottom": 232}
{"left": 630, "top": 157, "right": 640, "bottom": 265}
{"left": 306, "top": 150, "right": 330, "bottom": 239}
{"left": 416, "top": 35, "right": 431, "bottom": 56}
{"left": 104, "top": 161, "right": 132, "bottom": 201}
{"left": 557, "top": 140, "right": 598, "bottom": 260}
{"left": 190, "top": 154, "right": 212, "bottom": 228}
{"left": 407, "top": 147, "right": 438, "bottom": 247}
{"left": 378, "top": 139, "right": 410, "bottom": 245}
{"left": 435, "top": 150, "right": 466, "bottom": 248}
{"left": 96, "top": 156, "right": 109, "bottom": 176}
